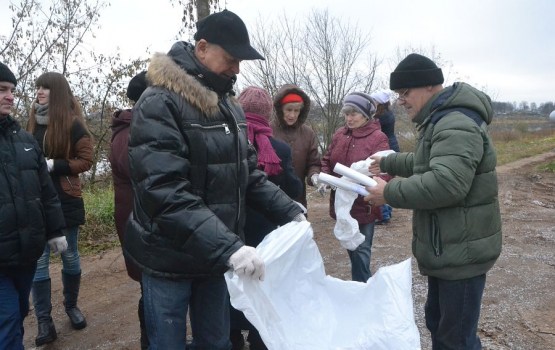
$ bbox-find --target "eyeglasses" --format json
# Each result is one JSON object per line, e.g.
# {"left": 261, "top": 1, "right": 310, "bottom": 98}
{"left": 395, "top": 89, "right": 411, "bottom": 101}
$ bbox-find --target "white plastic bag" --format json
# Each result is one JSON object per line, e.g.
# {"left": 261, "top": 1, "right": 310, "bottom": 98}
{"left": 225, "top": 221, "right": 421, "bottom": 350}
{"left": 334, "top": 186, "right": 365, "bottom": 250}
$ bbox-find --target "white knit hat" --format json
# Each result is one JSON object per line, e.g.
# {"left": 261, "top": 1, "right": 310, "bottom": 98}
{"left": 370, "top": 91, "right": 391, "bottom": 105}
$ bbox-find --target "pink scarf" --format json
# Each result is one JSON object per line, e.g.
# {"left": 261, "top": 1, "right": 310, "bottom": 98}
{"left": 245, "top": 112, "right": 282, "bottom": 176}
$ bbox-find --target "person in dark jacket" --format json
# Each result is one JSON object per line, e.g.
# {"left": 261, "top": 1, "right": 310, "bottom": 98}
{"left": 272, "top": 84, "right": 321, "bottom": 209}
{"left": 0, "top": 62, "right": 67, "bottom": 350}
{"left": 230, "top": 86, "right": 303, "bottom": 350}
{"left": 108, "top": 71, "right": 148, "bottom": 349}
{"left": 370, "top": 90, "right": 398, "bottom": 224}
{"left": 27, "top": 72, "right": 93, "bottom": 346}
{"left": 125, "top": 10, "right": 305, "bottom": 350}
{"left": 321, "top": 92, "right": 390, "bottom": 282}
{"left": 365, "top": 53, "right": 502, "bottom": 350}
{"left": 370, "top": 90, "right": 400, "bottom": 152}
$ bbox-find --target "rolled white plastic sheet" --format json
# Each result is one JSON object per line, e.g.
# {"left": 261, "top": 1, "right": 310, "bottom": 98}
{"left": 333, "top": 163, "right": 377, "bottom": 187}
{"left": 317, "top": 173, "right": 369, "bottom": 196}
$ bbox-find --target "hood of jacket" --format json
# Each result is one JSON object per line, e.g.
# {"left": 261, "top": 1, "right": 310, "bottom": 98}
{"left": 146, "top": 41, "right": 237, "bottom": 118}
{"left": 414, "top": 82, "right": 493, "bottom": 126}
{"left": 272, "top": 84, "right": 311, "bottom": 129}
{"left": 111, "top": 109, "right": 132, "bottom": 142}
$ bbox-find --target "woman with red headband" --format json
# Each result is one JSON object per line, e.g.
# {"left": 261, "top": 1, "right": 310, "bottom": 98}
{"left": 272, "top": 84, "right": 321, "bottom": 209}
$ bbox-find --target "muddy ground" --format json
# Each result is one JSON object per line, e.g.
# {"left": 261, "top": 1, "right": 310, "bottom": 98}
{"left": 23, "top": 151, "right": 555, "bottom": 350}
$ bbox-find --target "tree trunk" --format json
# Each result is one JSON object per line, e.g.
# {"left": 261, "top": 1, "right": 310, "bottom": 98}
{"left": 196, "top": 0, "right": 210, "bottom": 20}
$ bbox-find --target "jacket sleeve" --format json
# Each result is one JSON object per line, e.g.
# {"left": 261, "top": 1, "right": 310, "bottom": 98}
{"left": 372, "top": 131, "right": 394, "bottom": 182}
{"left": 37, "top": 145, "right": 66, "bottom": 239}
{"left": 53, "top": 122, "right": 94, "bottom": 175}
{"left": 320, "top": 134, "right": 336, "bottom": 175}
{"left": 246, "top": 141, "right": 302, "bottom": 225}
{"left": 129, "top": 90, "right": 242, "bottom": 268}
{"left": 305, "top": 129, "right": 322, "bottom": 185}
{"left": 384, "top": 113, "right": 484, "bottom": 209}
{"left": 381, "top": 152, "right": 414, "bottom": 178}
{"left": 279, "top": 145, "right": 303, "bottom": 200}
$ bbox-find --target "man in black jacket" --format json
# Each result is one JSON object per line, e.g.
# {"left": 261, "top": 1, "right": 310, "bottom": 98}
{"left": 0, "top": 62, "right": 67, "bottom": 349}
{"left": 125, "top": 11, "right": 305, "bottom": 349}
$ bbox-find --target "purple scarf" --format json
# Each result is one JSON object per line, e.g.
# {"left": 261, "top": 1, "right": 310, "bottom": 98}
{"left": 245, "top": 112, "right": 282, "bottom": 176}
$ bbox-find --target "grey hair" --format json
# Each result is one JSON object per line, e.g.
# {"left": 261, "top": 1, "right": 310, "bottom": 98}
{"left": 341, "top": 105, "right": 374, "bottom": 120}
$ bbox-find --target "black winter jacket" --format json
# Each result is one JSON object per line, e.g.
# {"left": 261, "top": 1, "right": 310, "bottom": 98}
{"left": 0, "top": 116, "right": 65, "bottom": 270}
{"left": 124, "top": 42, "right": 302, "bottom": 279}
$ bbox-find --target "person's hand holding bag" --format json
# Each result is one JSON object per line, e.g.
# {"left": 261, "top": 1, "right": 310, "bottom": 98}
{"left": 228, "top": 246, "right": 265, "bottom": 281}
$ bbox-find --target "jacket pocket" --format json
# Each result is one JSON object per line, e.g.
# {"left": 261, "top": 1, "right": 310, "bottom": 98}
{"left": 430, "top": 213, "right": 442, "bottom": 257}
{"left": 60, "top": 175, "right": 82, "bottom": 198}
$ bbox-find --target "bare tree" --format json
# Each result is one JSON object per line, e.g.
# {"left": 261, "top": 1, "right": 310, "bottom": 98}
{"left": 170, "top": 0, "right": 221, "bottom": 37}
{"left": 242, "top": 9, "right": 379, "bottom": 153}
{"left": 1, "top": 0, "right": 147, "bottom": 185}
{"left": 1, "top": 0, "right": 108, "bottom": 119}
{"left": 244, "top": 14, "right": 307, "bottom": 97}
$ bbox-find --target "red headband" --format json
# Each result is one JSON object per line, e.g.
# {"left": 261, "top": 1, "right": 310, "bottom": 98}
{"left": 280, "top": 93, "right": 303, "bottom": 105}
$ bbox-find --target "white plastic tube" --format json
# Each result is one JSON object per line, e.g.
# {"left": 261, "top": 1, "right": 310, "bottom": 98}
{"left": 317, "top": 173, "right": 369, "bottom": 196}
{"left": 333, "top": 163, "right": 378, "bottom": 188}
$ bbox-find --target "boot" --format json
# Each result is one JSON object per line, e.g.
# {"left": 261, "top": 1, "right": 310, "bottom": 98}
{"left": 62, "top": 271, "right": 87, "bottom": 330}
{"left": 32, "top": 279, "right": 57, "bottom": 346}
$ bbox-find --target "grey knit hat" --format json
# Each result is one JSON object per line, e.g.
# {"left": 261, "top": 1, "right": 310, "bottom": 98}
{"left": 343, "top": 92, "right": 376, "bottom": 119}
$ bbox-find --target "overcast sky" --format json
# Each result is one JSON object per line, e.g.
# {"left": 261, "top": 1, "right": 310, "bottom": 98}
{"left": 3, "top": 0, "right": 553, "bottom": 104}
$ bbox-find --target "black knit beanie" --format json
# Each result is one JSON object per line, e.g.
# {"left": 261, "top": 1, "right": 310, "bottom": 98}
{"left": 126, "top": 71, "right": 147, "bottom": 102}
{"left": 0, "top": 62, "right": 17, "bottom": 86}
{"left": 389, "top": 53, "right": 444, "bottom": 90}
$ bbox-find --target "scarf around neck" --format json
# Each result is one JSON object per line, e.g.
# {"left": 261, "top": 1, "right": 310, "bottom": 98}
{"left": 34, "top": 103, "right": 50, "bottom": 125}
{"left": 245, "top": 112, "right": 282, "bottom": 176}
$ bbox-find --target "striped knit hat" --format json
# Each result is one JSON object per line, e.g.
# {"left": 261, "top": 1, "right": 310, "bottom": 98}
{"left": 342, "top": 92, "right": 376, "bottom": 119}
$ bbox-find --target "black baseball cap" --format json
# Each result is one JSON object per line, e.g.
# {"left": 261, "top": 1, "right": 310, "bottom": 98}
{"left": 193, "top": 10, "right": 264, "bottom": 61}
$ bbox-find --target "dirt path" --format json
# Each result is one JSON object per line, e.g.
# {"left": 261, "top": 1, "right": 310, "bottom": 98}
{"left": 24, "top": 151, "right": 555, "bottom": 349}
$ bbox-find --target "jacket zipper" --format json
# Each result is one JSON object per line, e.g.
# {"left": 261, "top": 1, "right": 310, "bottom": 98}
{"left": 431, "top": 213, "right": 442, "bottom": 257}
{"left": 220, "top": 98, "right": 242, "bottom": 233}
{"left": 189, "top": 123, "right": 231, "bottom": 134}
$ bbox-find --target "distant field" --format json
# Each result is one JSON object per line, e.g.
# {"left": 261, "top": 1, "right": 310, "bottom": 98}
{"left": 395, "top": 111, "right": 555, "bottom": 165}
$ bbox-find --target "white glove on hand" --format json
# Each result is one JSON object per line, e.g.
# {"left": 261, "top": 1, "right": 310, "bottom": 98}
{"left": 311, "top": 174, "right": 319, "bottom": 186}
{"left": 46, "top": 159, "right": 54, "bottom": 173}
{"left": 48, "top": 236, "right": 68, "bottom": 254}
{"left": 317, "top": 183, "right": 327, "bottom": 196}
{"left": 228, "top": 246, "right": 265, "bottom": 281}
{"left": 293, "top": 213, "right": 307, "bottom": 222}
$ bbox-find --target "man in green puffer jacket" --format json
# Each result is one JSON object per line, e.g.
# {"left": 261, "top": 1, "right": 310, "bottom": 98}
{"left": 365, "top": 53, "right": 502, "bottom": 350}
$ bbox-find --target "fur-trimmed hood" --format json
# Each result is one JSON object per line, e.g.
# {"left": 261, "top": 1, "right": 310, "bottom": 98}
{"left": 272, "top": 84, "right": 311, "bottom": 129}
{"left": 146, "top": 41, "right": 236, "bottom": 118}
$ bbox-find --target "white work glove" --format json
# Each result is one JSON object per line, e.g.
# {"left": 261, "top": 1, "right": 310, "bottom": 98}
{"left": 317, "top": 183, "right": 327, "bottom": 196}
{"left": 311, "top": 174, "right": 319, "bottom": 186}
{"left": 46, "top": 159, "right": 54, "bottom": 173}
{"left": 48, "top": 236, "right": 68, "bottom": 254}
{"left": 228, "top": 246, "right": 265, "bottom": 281}
{"left": 293, "top": 213, "right": 307, "bottom": 222}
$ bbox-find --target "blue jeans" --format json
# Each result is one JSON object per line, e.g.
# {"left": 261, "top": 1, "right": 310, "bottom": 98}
{"left": 142, "top": 273, "right": 231, "bottom": 350}
{"left": 34, "top": 226, "right": 81, "bottom": 282}
{"left": 0, "top": 265, "right": 36, "bottom": 350}
{"left": 425, "top": 274, "right": 486, "bottom": 350}
{"left": 347, "top": 223, "right": 375, "bottom": 282}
